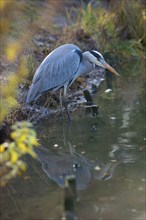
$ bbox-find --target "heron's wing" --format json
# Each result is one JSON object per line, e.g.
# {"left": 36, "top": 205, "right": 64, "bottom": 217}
{"left": 26, "top": 44, "right": 82, "bottom": 103}
{"left": 33, "top": 47, "right": 82, "bottom": 89}
{"left": 33, "top": 44, "right": 81, "bottom": 83}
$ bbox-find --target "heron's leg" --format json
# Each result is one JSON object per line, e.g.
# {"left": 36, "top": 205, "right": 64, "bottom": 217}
{"left": 63, "top": 85, "right": 70, "bottom": 121}
{"left": 63, "top": 99, "right": 70, "bottom": 122}
{"left": 63, "top": 84, "right": 67, "bottom": 97}
{"left": 59, "top": 88, "right": 64, "bottom": 120}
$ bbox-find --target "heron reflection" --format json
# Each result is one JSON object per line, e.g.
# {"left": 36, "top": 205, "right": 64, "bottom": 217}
{"left": 34, "top": 146, "right": 120, "bottom": 190}
{"left": 34, "top": 146, "right": 93, "bottom": 190}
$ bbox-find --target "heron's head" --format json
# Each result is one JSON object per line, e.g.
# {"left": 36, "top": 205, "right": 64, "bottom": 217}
{"left": 87, "top": 50, "right": 119, "bottom": 76}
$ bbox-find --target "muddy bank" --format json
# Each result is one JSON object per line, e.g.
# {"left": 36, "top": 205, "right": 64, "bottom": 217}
{"left": 1, "top": 1, "right": 107, "bottom": 123}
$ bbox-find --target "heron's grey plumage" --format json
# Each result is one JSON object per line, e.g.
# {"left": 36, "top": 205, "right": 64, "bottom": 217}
{"left": 26, "top": 43, "right": 119, "bottom": 104}
{"left": 26, "top": 44, "right": 93, "bottom": 104}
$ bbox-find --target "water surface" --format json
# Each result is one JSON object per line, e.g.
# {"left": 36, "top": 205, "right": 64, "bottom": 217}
{"left": 1, "top": 60, "right": 145, "bottom": 220}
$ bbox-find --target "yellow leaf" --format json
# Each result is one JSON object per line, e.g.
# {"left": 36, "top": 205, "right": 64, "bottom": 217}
{"left": 5, "top": 42, "right": 21, "bottom": 62}
{"left": 17, "top": 160, "right": 27, "bottom": 172}
{"left": 30, "top": 138, "right": 39, "bottom": 146}
{"left": 18, "top": 134, "right": 27, "bottom": 143}
{"left": 10, "top": 132, "right": 17, "bottom": 140}
{"left": 0, "top": 144, "right": 5, "bottom": 153}
{"left": 18, "top": 143, "right": 28, "bottom": 153}
{"left": 0, "top": 0, "right": 6, "bottom": 10}
{"left": 21, "top": 128, "right": 29, "bottom": 134}
{"left": 10, "top": 151, "right": 19, "bottom": 163}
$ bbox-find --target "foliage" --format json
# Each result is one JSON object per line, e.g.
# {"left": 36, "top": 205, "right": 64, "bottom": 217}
{"left": 111, "top": 39, "right": 145, "bottom": 58}
{"left": 66, "top": 0, "right": 145, "bottom": 58}
{"left": 0, "top": 57, "right": 28, "bottom": 123}
{"left": 0, "top": 0, "right": 39, "bottom": 186}
{"left": 114, "top": 0, "right": 145, "bottom": 45}
{"left": 0, "top": 121, "right": 39, "bottom": 187}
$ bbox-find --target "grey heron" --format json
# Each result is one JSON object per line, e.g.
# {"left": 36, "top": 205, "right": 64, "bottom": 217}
{"left": 26, "top": 44, "right": 119, "bottom": 105}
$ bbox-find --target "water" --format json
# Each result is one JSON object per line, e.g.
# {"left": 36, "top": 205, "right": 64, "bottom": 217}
{"left": 1, "top": 60, "right": 146, "bottom": 220}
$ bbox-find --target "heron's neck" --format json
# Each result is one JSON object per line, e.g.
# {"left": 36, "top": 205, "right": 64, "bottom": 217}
{"left": 69, "top": 54, "right": 94, "bottom": 86}
{"left": 79, "top": 52, "right": 95, "bottom": 76}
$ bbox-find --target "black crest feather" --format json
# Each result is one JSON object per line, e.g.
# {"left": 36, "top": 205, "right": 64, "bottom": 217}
{"left": 90, "top": 50, "right": 103, "bottom": 60}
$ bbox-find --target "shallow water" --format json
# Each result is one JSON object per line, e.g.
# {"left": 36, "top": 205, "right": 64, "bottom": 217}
{"left": 1, "top": 60, "right": 146, "bottom": 220}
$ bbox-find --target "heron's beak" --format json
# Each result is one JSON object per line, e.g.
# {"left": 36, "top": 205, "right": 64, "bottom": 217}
{"left": 103, "top": 62, "right": 120, "bottom": 76}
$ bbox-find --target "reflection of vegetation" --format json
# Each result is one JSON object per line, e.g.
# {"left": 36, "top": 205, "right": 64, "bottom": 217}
{"left": 65, "top": 0, "right": 145, "bottom": 58}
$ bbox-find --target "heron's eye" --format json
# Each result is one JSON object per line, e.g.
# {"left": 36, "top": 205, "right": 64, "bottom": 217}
{"left": 98, "top": 57, "right": 105, "bottom": 63}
